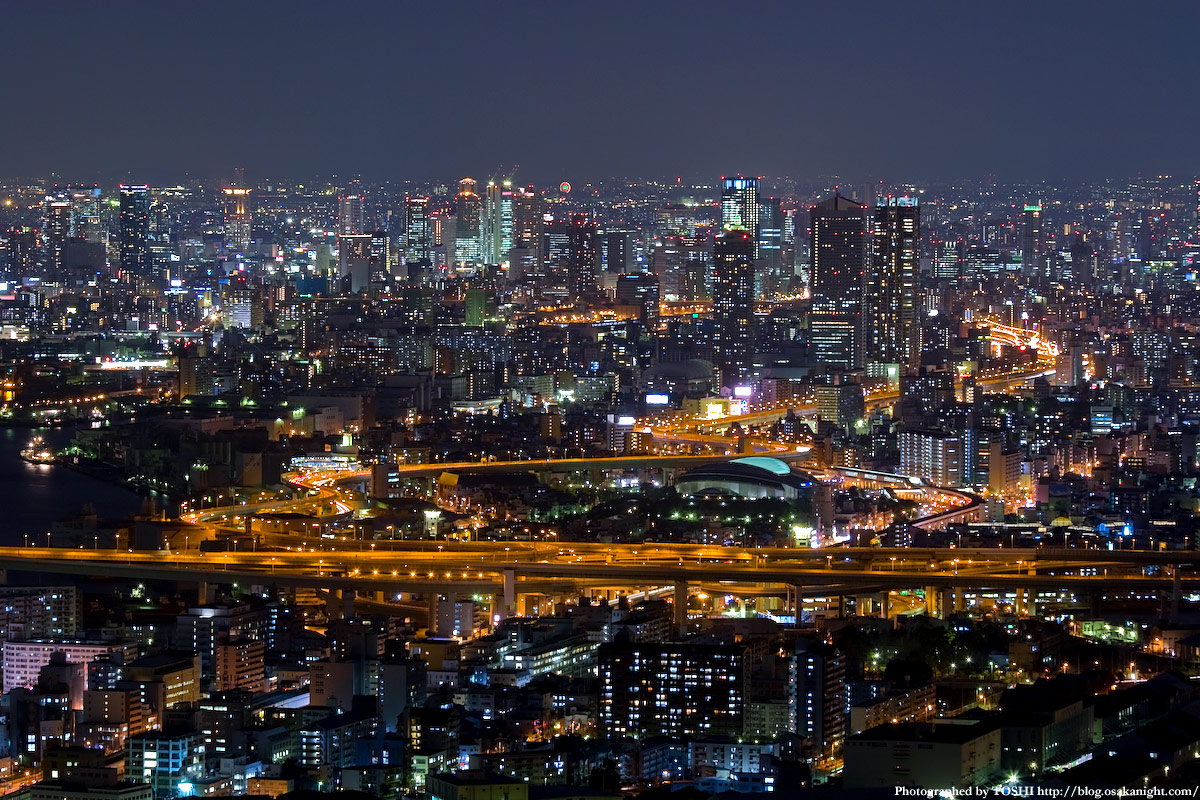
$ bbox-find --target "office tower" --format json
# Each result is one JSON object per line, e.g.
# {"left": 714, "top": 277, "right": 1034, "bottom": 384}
{"left": 71, "top": 188, "right": 104, "bottom": 244}
{"left": 712, "top": 228, "right": 755, "bottom": 380}
{"left": 721, "top": 176, "right": 760, "bottom": 243}
{"left": 809, "top": 194, "right": 870, "bottom": 370}
{"left": 933, "top": 237, "right": 962, "bottom": 279}
{"left": 510, "top": 186, "right": 543, "bottom": 248}
{"left": 599, "top": 229, "right": 633, "bottom": 274}
{"left": 404, "top": 195, "right": 431, "bottom": 265}
{"left": 863, "top": 197, "right": 919, "bottom": 375}
{"left": 118, "top": 184, "right": 150, "bottom": 280}
{"left": 369, "top": 229, "right": 392, "bottom": 292}
{"left": 757, "top": 197, "right": 784, "bottom": 296}
{"left": 565, "top": 212, "right": 597, "bottom": 299}
{"left": 484, "top": 178, "right": 513, "bottom": 264}
{"left": 43, "top": 197, "right": 73, "bottom": 274}
{"left": 222, "top": 187, "right": 252, "bottom": 252}
{"left": 454, "top": 178, "right": 482, "bottom": 266}
{"left": 147, "top": 196, "right": 174, "bottom": 283}
{"left": 1021, "top": 203, "right": 1042, "bottom": 277}
{"left": 339, "top": 233, "right": 373, "bottom": 293}
{"left": 1194, "top": 179, "right": 1200, "bottom": 244}
{"left": 615, "top": 272, "right": 660, "bottom": 328}
{"left": 5, "top": 228, "right": 38, "bottom": 278}
{"left": 338, "top": 194, "right": 365, "bottom": 236}
{"left": 598, "top": 641, "right": 747, "bottom": 739}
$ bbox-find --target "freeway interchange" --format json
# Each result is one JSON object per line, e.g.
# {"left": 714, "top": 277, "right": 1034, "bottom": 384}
{"left": 1, "top": 359, "right": 1191, "bottom": 623}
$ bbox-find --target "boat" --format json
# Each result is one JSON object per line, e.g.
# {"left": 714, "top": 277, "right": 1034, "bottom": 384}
{"left": 20, "top": 436, "right": 55, "bottom": 464}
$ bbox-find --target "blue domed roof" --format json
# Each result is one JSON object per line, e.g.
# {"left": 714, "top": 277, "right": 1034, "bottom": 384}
{"left": 730, "top": 456, "right": 791, "bottom": 476}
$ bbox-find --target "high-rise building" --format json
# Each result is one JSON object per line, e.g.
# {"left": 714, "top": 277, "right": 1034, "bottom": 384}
{"left": 757, "top": 197, "right": 784, "bottom": 296}
{"left": 712, "top": 228, "right": 756, "bottom": 380}
{"left": 615, "top": 272, "right": 660, "bottom": 328}
{"left": 510, "top": 186, "right": 543, "bottom": 249}
{"left": 484, "top": 179, "right": 514, "bottom": 265}
{"left": 598, "top": 641, "right": 747, "bottom": 740}
{"left": 793, "top": 640, "right": 846, "bottom": 764}
{"left": 721, "top": 176, "right": 760, "bottom": 243}
{"left": 564, "top": 213, "right": 597, "bottom": 300}
{"left": 4, "top": 227, "right": 38, "bottom": 278}
{"left": 44, "top": 197, "right": 73, "bottom": 274}
{"left": 864, "top": 197, "right": 919, "bottom": 373}
{"left": 404, "top": 195, "right": 431, "bottom": 266}
{"left": 809, "top": 194, "right": 870, "bottom": 370}
{"left": 454, "top": 178, "right": 482, "bottom": 266}
{"left": 222, "top": 188, "right": 252, "bottom": 252}
{"left": 1021, "top": 203, "right": 1042, "bottom": 277}
{"left": 118, "top": 184, "right": 150, "bottom": 280}
{"left": 338, "top": 194, "right": 365, "bottom": 236}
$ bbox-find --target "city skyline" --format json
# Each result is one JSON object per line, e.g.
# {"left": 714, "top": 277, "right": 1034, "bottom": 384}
{"left": 2, "top": 1, "right": 1199, "bottom": 184}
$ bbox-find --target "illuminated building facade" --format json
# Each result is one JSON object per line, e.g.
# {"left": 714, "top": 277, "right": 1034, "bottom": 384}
{"left": 809, "top": 194, "right": 869, "bottom": 370}
{"left": 118, "top": 184, "right": 150, "bottom": 281}
{"left": 712, "top": 228, "right": 755, "bottom": 379}
{"left": 864, "top": 197, "right": 919, "bottom": 372}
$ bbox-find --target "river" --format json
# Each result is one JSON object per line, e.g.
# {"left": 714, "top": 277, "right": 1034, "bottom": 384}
{"left": 0, "top": 426, "right": 147, "bottom": 544}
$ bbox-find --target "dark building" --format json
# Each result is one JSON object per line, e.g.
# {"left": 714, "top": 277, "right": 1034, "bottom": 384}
{"left": 615, "top": 272, "right": 660, "bottom": 327}
{"left": 809, "top": 194, "right": 870, "bottom": 370}
{"left": 712, "top": 228, "right": 755, "bottom": 382}
{"left": 564, "top": 213, "right": 597, "bottom": 300}
{"left": 118, "top": 184, "right": 150, "bottom": 280}
{"left": 1021, "top": 203, "right": 1043, "bottom": 278}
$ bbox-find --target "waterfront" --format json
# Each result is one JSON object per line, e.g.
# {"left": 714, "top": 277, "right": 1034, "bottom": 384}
{"left": 0, "top": 426, "right": 145, "bottom": 545}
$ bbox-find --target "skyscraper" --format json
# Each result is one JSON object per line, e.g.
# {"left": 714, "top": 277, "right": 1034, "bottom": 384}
{"left": 1021, "top": 203, "right": 1042, "bottom": 277}
{"left": 404, "top": 195, "right": 431, "bottom": 266}
{"left": 484, "top": 179, "right": 513, "bottom": 265}
{"left": 564, "top": 213, "right": 597, "bottom": 300}
{"left": 510, "top": 186, "right": 543, "bottom": 249}
{"left": 453, "top": 178, "right": 482, "bottom": 267}
{"left": 809, "top": 194, "right": 870, "bottom": 370}
{"left": 43, "top": 197, "right": 73, "bottom": 275}
{"left": 222, "top": 188, "right": 252, "bottom": 252}
{"left": 721, "top": 176, "right": 760, "bottom": 244}
{"left": 864, "top": 197, "right": 919, "bottom": 374}
{"left": 757, "top": 197, "right": 784, "bottom": 296}
{"left": 338, "top": 194, "right": 364, "bottom": 236}
{"left": 713, "top": 228, "right": 756, "bottom": 380}
{"left": 118, "top": 184, "right": 150, "bottom": 280}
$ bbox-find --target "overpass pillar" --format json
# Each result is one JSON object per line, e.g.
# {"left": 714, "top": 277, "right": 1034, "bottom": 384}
{"left": 503, "top": 569, "right": 516, "bottom": 616}
{"left": 342, "top": 589, "right": 356, "bottom": 619}
{"left": 925, "top": 587, "right": 942, "bottom": 619}
{"left": 325, "top": 589, "right": 343, "bottom": 619}
{"left": 427, "top": 592, "right": 441, "bottom": 634}
{"left": 674, "top": 579, "right": 689, "bottom": 636}
{"left": 789, "top": 584, "right": 802, "bottom": 626}
{"left": 1169, "top": 568, "right": 1181, "bottom": 625}
{"left": 198, "top": 581, "right": 215, "bottom": 605}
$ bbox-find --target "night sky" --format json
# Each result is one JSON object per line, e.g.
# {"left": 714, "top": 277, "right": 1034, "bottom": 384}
{"left": 3, "top": 1, "right": 1197, "bottom": 184}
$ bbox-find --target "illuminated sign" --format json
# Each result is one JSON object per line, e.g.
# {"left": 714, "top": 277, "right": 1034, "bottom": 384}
{"left": 733, "top": 386, "right": 752, "bottom": 398}
{"left": 645, "top": 394, "right": 669, "bottom": 405}
{"left": 616, "top": 415, "right": 636, "bottom": 426}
